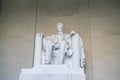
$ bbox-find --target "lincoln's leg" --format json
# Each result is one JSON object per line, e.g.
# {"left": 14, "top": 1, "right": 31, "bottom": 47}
{"left": 59, "top": 41, "right": 67, "bottom": 64}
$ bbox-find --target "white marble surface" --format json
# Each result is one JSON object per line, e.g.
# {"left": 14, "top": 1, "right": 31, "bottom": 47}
{"left": 33, "top": 22, "right": 85, "bottom": 68}
{"left": 19, "top": 65, "right": 85, "bottom": 80}
{"left": 19, "top": 23, "right": 86, "bottom": 80}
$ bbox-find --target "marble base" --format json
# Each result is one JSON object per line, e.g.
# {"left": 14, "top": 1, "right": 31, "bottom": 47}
{"left": 19, "top": 65, "right": 85, "bottom": 80}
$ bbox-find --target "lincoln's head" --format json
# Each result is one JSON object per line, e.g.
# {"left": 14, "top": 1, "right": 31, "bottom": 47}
{"left": 56, "top": 22, "right": 64, "bottom": 32}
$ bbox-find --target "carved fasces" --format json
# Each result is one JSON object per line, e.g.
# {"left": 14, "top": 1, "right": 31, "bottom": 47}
{"left": 33, "top": 33, "right": 43, "bottom": 67}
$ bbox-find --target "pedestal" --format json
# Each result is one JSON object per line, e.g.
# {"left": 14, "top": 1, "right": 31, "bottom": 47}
{"left": 19, "top": 65, "right": 85, "bottom": 80}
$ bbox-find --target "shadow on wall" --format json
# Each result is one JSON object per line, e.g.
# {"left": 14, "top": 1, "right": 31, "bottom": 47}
{"left": 0, "top": 0, "right": 2, "bottom": 15}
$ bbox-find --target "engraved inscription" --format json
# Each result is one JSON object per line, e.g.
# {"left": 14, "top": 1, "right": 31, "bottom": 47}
{"left": 46, "top": 7, "right": 79, "bottom": 17}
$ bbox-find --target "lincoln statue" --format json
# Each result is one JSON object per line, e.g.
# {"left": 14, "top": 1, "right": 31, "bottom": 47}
{"left": 33, "top": 22, "right": 85, "bottom": 68}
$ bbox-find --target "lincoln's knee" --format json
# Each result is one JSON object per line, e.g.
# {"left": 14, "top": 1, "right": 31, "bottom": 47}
{"left": 60, "top": 41, "right": 67, "bottom": 46}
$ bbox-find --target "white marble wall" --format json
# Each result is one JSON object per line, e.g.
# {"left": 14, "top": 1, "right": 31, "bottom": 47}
{"left": 0, "top": 0, "right": 37, "bottom": 80}
{"left": 0, "top": 0, "right": 120, "bottom": 80}
{"left": 90, "top": 0, "right": 120, "bottom": 80}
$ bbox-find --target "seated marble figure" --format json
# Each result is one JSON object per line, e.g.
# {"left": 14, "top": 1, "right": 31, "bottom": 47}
{"left": 19, "top": 22, "right": 86, "bottom": 80}
{"left": 33, "top": 22, "right": 85, "bottom": 69}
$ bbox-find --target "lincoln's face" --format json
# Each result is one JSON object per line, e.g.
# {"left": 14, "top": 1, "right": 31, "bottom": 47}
{"left": 57, "top": 23, "right": 63, "bottom": 32}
